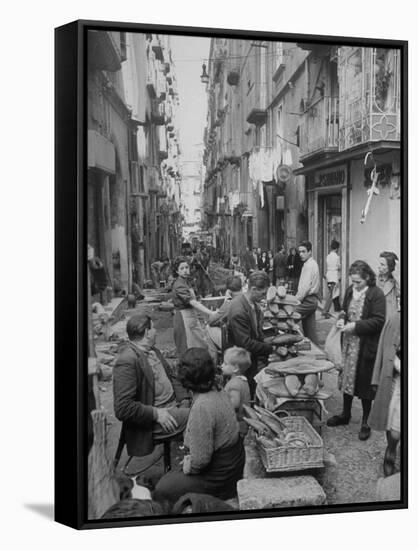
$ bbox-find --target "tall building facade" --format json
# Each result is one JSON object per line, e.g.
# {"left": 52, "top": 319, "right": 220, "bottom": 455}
{"left": 87, "top": 31, "right": 183, "bottom": 300}
{"left": 202, "top": 40, "right": 401, "bottom": 292}
{"left": 180, "top": 151, "right": 205, "bottom": 244}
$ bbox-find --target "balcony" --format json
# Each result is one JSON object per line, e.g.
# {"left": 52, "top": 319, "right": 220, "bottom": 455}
{"left": 151, "top": 100, "right": 165, "bottom": 125}
{"left": 299, "top": 96, "right": 339, "bottom": 159}
{"left": 246, "top": 83, "right": 267, "bottom": 126}
{"left": 338, "top": 47, "right": 400, "bottom": 151}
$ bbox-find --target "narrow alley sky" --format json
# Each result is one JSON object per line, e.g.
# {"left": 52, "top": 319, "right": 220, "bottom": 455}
{"left": 170, "top": 35, "right": 210, "bottom": 159}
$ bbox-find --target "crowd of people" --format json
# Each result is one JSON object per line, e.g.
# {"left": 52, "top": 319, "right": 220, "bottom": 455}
{"left": 104, "top": 240, "right": 401, "bottom": 518}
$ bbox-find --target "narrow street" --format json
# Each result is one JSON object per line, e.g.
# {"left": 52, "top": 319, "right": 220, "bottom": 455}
{"left": 96, "top": 302, "right": 390, "bottom": 506}
{"left": 85, "top": 31, "right": 402, "bottom": 518}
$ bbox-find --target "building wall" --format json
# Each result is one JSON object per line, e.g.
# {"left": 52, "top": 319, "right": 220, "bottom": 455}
{"left": 87, "top": 52, "right": 131, "bottom": 294}
{"left": 349, "top": 152, "right": 401, "bottom": 276}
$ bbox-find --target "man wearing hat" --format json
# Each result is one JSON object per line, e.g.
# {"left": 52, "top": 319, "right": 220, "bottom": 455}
{"left": 113, "top": 312, "right": 190, "bottom": 473}
{"left": 295, "top": 241, "right": 320, "bottom": 345}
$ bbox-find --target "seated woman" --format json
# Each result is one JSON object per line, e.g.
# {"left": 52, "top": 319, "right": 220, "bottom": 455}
{"left": 154, "top": 348, "right": 245, "bottom": 505}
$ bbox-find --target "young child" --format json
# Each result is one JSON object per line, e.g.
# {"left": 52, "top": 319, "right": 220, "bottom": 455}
{"left": 221, "top": 346, "right": 251, "bottom": 436}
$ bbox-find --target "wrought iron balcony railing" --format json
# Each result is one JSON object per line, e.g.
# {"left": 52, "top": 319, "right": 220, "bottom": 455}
{"left": 299, "top": 96, "right": 339, "bottom": 159}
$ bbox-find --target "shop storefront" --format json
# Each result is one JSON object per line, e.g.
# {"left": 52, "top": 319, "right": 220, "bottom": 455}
{"left": 307, "top": 164, "right": 349, "bottom": 297}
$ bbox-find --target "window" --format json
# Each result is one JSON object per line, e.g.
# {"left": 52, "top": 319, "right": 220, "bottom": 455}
{"left": 273, "top": 42, "right": 286, "bottom": 82}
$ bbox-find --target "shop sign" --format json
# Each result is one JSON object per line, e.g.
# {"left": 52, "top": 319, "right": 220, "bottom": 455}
{"left": 312, "top": 165, "right": 347, "bottom": 189}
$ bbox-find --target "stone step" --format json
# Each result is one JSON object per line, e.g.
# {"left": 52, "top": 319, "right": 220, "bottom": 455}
{"left": 237, "top": 476, "right": 327, "bottom": 510}
{"left": 376, "top": 473, "right": 401, "bottom": 501}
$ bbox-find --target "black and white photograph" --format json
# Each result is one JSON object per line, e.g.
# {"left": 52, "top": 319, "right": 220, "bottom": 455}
{"left": 56, "top": 20, "right": 407, "bottom": 528}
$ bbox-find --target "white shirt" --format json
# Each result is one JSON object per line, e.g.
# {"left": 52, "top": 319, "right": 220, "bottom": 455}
{"left": 296, "top": 257, "right": 320, "bottom": 301}
{"left": 326, "top": 251, "right": 341, "bottom": 284}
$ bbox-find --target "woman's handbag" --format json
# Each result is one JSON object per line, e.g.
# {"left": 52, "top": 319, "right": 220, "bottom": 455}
{"left": 324, "top": 323, "right": 343, "bottom": 369}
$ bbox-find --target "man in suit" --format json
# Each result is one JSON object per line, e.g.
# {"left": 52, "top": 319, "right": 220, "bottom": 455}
{"left": 113, "top": 312, "right": 190, "bottom": 473}
{"left": 227, "top": 271, "right": 274, "bottom": 397}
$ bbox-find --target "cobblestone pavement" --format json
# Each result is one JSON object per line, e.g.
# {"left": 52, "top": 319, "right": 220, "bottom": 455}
{"left": 97, "top": 304, "right": 398, "bottom": 506}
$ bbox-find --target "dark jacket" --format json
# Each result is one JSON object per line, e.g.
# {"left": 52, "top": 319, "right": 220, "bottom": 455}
{"left": 113, "top": 342, "right": 189, "bottom": 457}
{"left": 242, "top": 250, "right": 256, "bottom": 275}
{"left": 287, "top": 252, "right": 303, "bottom": 279}
{"left": 370, "top": 312, "right": 401, "bottom": 431}
{"left": 258, "top": 256, "right": 269, "bottom": 272}
{"left": 341, "top": 285, "right": 386, "bottom": 400}
{"left": 227, "top": 294, "right": 273, "bottom": 392}
{"left": 273, "top": 252, "right": 287, "bottom": 279}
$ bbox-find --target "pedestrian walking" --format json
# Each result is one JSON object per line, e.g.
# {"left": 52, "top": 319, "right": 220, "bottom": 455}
{"left": 258, "top": 250, "right": 269, "bottom": 273}
{"left": 295, "top": 241, "right": 320, "bottom": 344}
{"left": 151, "top": 255, "right": 171, "bottom": 289}
{"left": 286, "top": 247, "right": 303, "bottom": 293}
{"left": 252, "top": 247, "right": 259, "bottom": 270}
{"left": 273, "top": 244, "right": 287, "bottom": 286}
{"left": 327, "top": 260, "right": 386, "bottom": 440}
{"left": 241, "top": 246, "right": 256, "bottom": 276}
{"left": 322, "top": 240, "right": 341, "bottom": 318}
{"left": 267, "top": 250, "right": 274, "bottom": 284}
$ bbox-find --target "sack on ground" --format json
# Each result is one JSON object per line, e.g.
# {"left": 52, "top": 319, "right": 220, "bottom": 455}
{"left": 324, "top": 324, "right": 342, "bottom": 368}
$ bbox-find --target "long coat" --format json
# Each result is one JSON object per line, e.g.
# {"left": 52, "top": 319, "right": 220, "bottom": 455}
{"left": 377, "top": 276, "right": 400, "bottom": 319}
{"left": 227, "top": 294, "right": 273, "bottom": 394}
{"left": 341, "top": 285, "right": 386, "bottom": 400}
{"left": 369, "top": 312, "right": 401, "bottom": 431}
{"left": 273, "top": 252, "right": 287, "bottom": 279}
{"left": 113, "top": 342, "right": 189, "bottom": 457}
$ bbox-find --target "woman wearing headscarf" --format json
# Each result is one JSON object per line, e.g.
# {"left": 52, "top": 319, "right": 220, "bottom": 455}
{"left": 377, "top": 251, "right": 400, "bottom": 318}
{"left": 327, "top": 260, "right": 386, "bottom": 440}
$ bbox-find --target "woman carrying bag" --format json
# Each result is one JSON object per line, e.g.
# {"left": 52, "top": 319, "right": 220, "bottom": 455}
{"left": 327, "top": 260, "right": 386, "bottom": 440}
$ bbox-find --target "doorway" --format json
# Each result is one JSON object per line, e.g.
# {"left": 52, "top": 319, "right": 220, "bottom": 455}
{"left": 318, "top": 194, "right": 342, "bottom": 282}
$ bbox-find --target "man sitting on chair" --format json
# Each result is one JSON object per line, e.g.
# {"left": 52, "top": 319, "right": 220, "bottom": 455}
{"left": 113, "top": 312, "right": 190, "bottom": 473}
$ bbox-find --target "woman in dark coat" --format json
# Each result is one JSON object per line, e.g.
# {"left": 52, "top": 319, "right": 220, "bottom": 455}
{"left": 286, "top": 247, "right": 303, "bottom": 293}
{"left": 327, "top": 260, "right": 386, "bottom": 440}
{"left": 258, "top": 251, "right": 269, "bottom": 273}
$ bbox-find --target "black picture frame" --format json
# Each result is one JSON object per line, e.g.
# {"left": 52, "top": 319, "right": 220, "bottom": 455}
{"left": 55, "top": 19, "right": 408, "bottom": 530}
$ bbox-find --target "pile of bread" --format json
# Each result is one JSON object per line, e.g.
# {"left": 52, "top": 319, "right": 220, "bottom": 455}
{"left": 261, "top": 286, "right": 334, "bottom": 399}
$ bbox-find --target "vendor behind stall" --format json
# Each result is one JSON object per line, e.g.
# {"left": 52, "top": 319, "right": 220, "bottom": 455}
{"left": 227, "top": 270, "right": 274, "bottom": 397}
{"left": 172, "top": 256, "right": 215, "bottom": 359}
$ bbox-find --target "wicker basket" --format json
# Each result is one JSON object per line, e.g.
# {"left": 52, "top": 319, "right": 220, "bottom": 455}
{"left": 256, "top": 415, "right": 324, "bottom": 473}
